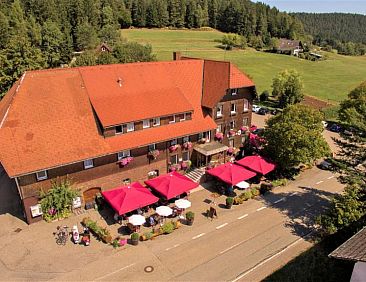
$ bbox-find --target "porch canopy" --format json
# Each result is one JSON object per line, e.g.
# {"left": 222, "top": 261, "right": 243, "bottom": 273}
{"left": 206, "top": 162, "right": 256, "bottom": 186}
{"left": 194, "top": 142, "right": 228, "bottom": 156}
{"left": 101, "top": 182, "right": 159, "bottom": 215}
{"left": 144, "top": 171, "right": 199, "bottom": 200}
{"left": 236, "top": 155, "right": 276, "bottom": 175}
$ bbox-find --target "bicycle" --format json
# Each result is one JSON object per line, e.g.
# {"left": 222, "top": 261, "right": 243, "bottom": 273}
{"left": 54, "top": 226, "right": 69, "bottom": 246}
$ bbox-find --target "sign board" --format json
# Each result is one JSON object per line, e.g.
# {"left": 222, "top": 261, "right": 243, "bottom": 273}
{"left": 72, "top": 197, "right": 82, "bottom": 209}
{"left": 30, "top": 204, "right": 43, "bottom": 217}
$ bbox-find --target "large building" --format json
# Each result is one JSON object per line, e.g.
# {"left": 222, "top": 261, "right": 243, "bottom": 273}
{"left": 0, "top": 53, "right": 256, "bottom": 224}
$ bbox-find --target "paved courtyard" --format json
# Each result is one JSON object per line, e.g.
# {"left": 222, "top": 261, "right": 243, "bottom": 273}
{"left": 0, "top": 113, "right": 344, "bottom": 281}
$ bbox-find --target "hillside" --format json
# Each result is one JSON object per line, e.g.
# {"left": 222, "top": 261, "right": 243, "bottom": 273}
{"left": 122, "top": 28, "right": 366, "bottom": 103}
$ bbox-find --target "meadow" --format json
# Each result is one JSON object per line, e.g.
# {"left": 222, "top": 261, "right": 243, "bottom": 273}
{"left": 122, "top": 28, "right": 366, "bottom": 103}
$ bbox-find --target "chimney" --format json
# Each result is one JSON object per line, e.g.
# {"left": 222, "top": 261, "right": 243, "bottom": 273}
{"left": 173, "top": 51, "right": 182, "bottom": 61}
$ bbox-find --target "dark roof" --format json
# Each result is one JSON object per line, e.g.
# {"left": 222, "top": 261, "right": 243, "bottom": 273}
{"left": 329, "top": 227, "right": 366, "bottom": 262}
{"left": 278, "top": 39, "right": 301, "bottom": 50}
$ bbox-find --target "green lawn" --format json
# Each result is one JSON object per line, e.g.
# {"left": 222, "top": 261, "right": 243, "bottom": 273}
{"left": 122, "top": 28, "right": 366, "bottom": 103}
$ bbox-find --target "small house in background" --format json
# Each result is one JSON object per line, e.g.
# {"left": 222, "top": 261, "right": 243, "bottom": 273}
{"left": 96, "top": 42, "right": 112, "bottom": 53}
{"left": 329, "top": 226, "right": 366, "bottom": 282}
{"left": 277, "top": 39, "right": 303, "bottom": 56}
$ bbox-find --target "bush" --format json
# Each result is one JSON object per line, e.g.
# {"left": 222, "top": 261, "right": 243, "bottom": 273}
{"left": 271, "top": 178, "right": 288, "bottom": 187}
{"left": 161, "top": 222, "right": 174, "bottom": 234}
{"left": 226, "top": 197, "right": 234, "bottom": 205}
{"left": 260, "top": 90, "right": 270, "bottom": 102}
{"left": 186, "top": 211, "right": 195, "bottom": 220}
{"left": 233, "top": 197, "right": 243, "bottom": 205}
{"left": 82, "top": 217, "right": 112, "bottom": 243}
{"left": 143, "top": 231, "right": 153, "bottom": 240}
{"left": 131, "top": 232, "right": 139, "bottom": 240}
{"left": 240, "top": 190, "right": 252, "bottom": 201}
{"left": 250, "top": 188, "right": 260, "bottom": 197}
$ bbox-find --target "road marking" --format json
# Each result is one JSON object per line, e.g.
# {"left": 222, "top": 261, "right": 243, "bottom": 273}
{"left": 289, "top": 192, "right": 298, "bottom": 197}
{"left": 230, "top": 231, "right": 313, "bottom": 282}
{"left": 256, "top": 206, "right": 267, "bottom": 212}
{"left": 274, "top": 198, "right": 285, "bottom": 204}
{"left": 316, "top": 180, "right": 324, "bottom": 184}
{"left": 327, "top": 176, "right": 335, "bottom": 179}
{"left": 216, "top": 223, "right": 228, "bottom": 229}
{"left": 95, "top": 263, "right": 135, "bottom": 280}
{"left": 237, "top": 214, "right": 248, "bottom": 220}
{"left": 192, "top": 233, "right": 205, "bottom": 240}
{"left": 165, "top": 244, "right": 180, "bottom": 251}
{"left": 220, "top": 242, "right": 242, "bottom": 254}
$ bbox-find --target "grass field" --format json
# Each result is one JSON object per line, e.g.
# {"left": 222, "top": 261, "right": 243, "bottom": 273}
{"left": 122, "top": 28, "right": 366, "bottom": 103}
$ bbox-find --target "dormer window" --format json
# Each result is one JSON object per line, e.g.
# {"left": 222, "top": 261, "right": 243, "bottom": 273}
{"left": 216, "top": 105, "right": 223, "bottom": 118}
{"left": 152, "top": 117, "right": 160, "bottom": 127}
{"left": 127, "top": 122, "right": 134, "bottom": 132}
{"left": 231, "top": 103, "right": 237, "bottom": 114}
{"left": 169, "top": 115, "right": 176, "bottom": 124}
{"left": 230, "top": 88, "right": 238, "bottom": 95}
{"left": 148, "top": 143, "right": 156, "bottom": 151}
{"left": 170, "top": 139, "right": 177, "bottom": 146}
{"left": 36, "top": 170, "right": 48, "bottom": 181}
{"left": 84, "top": 159, "right": 94, "bottom": 169}
{"left": 115, "top": 125, "right": 123, "bottom": 134}
{"left": 118, "top": 150, "right": 131, "bottom": 160}
{"left": 143, "top": 119, "right": 150, "bottom": 129}
{"left": 183, "top": 136, "right": 189, "bottom": 143}
{"left": 180, "top": 113, "right": 186, "bottom": 121}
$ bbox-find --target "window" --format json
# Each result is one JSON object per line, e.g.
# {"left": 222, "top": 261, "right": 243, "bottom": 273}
{"left": 182, "top": 151, "right": 189, "bottom": 161}
{"left": 243, "top": 117, "right": 249, "bottom": 126}
{"left": 243, "top": 99, "right": 249, "bottom": 112}
{"left": 152, "top": 117, "right": 160, "bottom": 127}
{"left": 217, "top": 124, "right": 222, "bottom": 133}
{"left": 230, "top": 120, "right": 236, "bottom": 129}
{"left": 216, "top": 105, "right": 223, "bottom": 118}
{"left": 170, "top": 154, "right": 178, "bottom": 165}
{"left": 231, "top": 103, "right": 237, "bottom": 114}
{"left": 169, "top": 115, "right": 176, "bottom": 124}
{"left": 115, "top": 125, "right": 123, "bottom": 134}
{"left": 84, "top": 159, "right": 94, "bottom": 169}
{"left": 36, "top": 170, "right": 48, "bottom": 181}
{"left": 229, "top": 139, "right": 234, "bottom": 147}
{"left": 180, "top": 113, "right": 186, "bottom": 121}
{"left": 198, "top": 132, "right": 203, "bottom": 139}
{"left": 127, "top": 122, "right": 134, "bottom": 132}
{"left": 183, "top": 136, "right": 189, "bottom": 143}
{"left": 148, "top": 143, "right": 156, "bottom": 151}
{"left": 230, "top": 88, "right": 238, "bottom": 95}
{"left": 170, "top": 139, "right": 177, "bottom": 146}
{"left": 143, "top": 119, "right": 150, "bottom": 129}
{"left": 118, "top": 150, "right": 131, "bottom": 160}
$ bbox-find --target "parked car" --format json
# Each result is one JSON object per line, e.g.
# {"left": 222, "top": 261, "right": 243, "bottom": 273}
{"left": 328, "top": 123, "right": 342, "bottom": 133}
{"left": 252, "top": 128, "right": 264, "bottom": 136}
{"left": 258, "top": 107, "right": 269, "bottom": 115}
{"left": 317, "top": 159, "right": 334, "bottom": 171}
{"left": 252, "top": 105, "right": 261, "bottom": 113}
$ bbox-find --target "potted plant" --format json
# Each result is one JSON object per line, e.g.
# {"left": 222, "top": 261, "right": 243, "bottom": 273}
{"left": 118, "top": 156, "right": 133, "bottom": 167}
{"left": 186, "top": 211, "right": 195, "bottom": 226}
{"left": 148, "top": 149, "right": 160, "bottom": 160}
{"left": 226, "top": 197, "right": 234, "bottom": 209}
{"left": 182, "top": 141, "right": 193, "bottom": 149}
{"left": 169, "top": 144, "right": 180, "bottom": 152}
{"left": 240, "top": 126, "right": 248, "bottom": 133}
{"left": 161, "top": 222, "right": 175, "bottom": 234}
{"left": 130, "top": 232, "right": 139, "bottom": 246}
{"left": 215, "top": 132, "right": 224, "bottom": 141}
{"left": 228, "top": 130, "right": 236, "bottom": 137}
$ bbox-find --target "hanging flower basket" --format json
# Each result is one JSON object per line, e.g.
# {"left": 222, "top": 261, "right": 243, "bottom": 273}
{"left": 240, "top": 126, "right": 248, "bottom": 133}
{"left": 148, "top": 149, "right": 160, "bottom": 160}
{"left": 169, "top": 144, "right": 180, "bottom": 152}
{"left": 250, "top": 125, "right": 257, "bottom": 132}
{"left": 118, "top": 156, "right": 133, "bottom": 167}
{"left": 215, "top": 132, "right": 224, "bottom": 141}
{"left": 182, "top": 141, "right": 193, "bottom": 150}
{"left": 181, "top": 160, "right": 192, "bottom": 170}
{"left": 227, "top": 147, "right": 236, "bottom": 155}
{"left": 228, "top": 130, "right": 236, "bottom": 137}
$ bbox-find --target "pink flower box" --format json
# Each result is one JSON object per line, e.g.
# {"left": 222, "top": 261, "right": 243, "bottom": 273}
{"left": 215, "top": 132, "right": 224, "bottom": 141}
{"left": 183, "top": 142, "right": 193, "bottom": 149}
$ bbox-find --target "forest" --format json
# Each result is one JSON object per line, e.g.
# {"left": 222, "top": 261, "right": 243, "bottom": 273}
{"left": 0, "top": 0, "right": 306, "bottom": 98}
{"left": 294, "top": 13, "right": 366, "bottom": 56}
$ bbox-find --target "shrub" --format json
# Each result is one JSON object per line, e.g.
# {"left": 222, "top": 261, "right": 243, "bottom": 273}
{"left": 240, "top": 190, "right": 252, "bottom": 201}
{"left": 161, "top": 222, "right": 175, "bottom": 234}
{"left": 233, "top": 197, "right": 243, "bottom": 205}
{"left": 260, "top": 90, "right": 270, "bottom": 102}
{"left": 82, "top": 217, "right": 112, "bottom": 243}
{"left": 226, "top": 197, "right": 234, "bottom": 205}
{"left": 250, "top": 188, "right": 260, "bottom": 197}
{"left": 143, "top": 231, "right": 153, "bottom": 240}
{"left": 271, "top": 178, "right": 288, "bottom": 187}
{"left": 186, "top": 211, "right": 195, "bottom": 220}
{"left": 131, "top": 232, "right": 139, "bottom": 241}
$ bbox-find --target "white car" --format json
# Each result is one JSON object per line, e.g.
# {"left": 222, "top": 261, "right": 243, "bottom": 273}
{"left": 252, "top": 105, "right": 261, "bottom": 113}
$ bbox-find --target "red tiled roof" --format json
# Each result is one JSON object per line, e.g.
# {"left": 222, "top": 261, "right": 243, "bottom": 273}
{"left": 0, "top": 60, "right": 217, "bottom": 177}
{"left": 230, "top": 64, "right": 255, "bottom": 89}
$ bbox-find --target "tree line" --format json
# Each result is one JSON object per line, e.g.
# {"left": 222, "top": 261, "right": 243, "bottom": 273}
{"left": 293, "top": 13, "right": 366, "bottom": 56}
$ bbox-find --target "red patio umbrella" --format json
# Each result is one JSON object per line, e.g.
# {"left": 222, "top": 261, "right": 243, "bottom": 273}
{"left": 144, "top": 171, "right": 199, "bottom": 200}
{"left": 206, "top": 162, "right": 256, "bottom": 186}
{"left": 102, "top": 182, "right": 159, "bottom": 215}
{"left": 236, "top": 155, "right": 276, "bottom": 175}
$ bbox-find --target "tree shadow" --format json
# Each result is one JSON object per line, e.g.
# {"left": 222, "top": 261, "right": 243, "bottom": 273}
{"left": 260, "top": 186, "right": 338, "bottom": 242}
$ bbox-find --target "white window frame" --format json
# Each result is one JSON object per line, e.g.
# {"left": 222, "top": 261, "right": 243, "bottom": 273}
{"left": 115, "top": 125, "right": 123, "bottom": 134}
{"left": 243, "top": 99, "right": 249, "bottom": 112}
{"left": 36, "top": 170, "right": 48, "bottom": 181}
{"left": 231, "top": 103, "right": 237, "bottom": 114}
{"left": 118, "top": 150, "right": 131, "bottom": 160}
{"left": 143, "top": 119, "right": 150, "bottom": 129}
{"left": 84, "top": 159, "right": 94, "bottom": 169}
{"left": 170, "top": 139, "right": 177, "bottom": 146}
{"left": 243, "top": 117, "right": 249, "bottom": 126}
{"left": 152, "top": 117, "right": 160, "bottom": 127}
{"left": 230, "top": 120, "right": 236, "bottom": 129}
{"left": 169, "top": 115, "right": 176, "bottom": 124}
{"left": 126, "top": 122, "right": 134, "bottom": 132}
{"left": 216, "top": 105, "right": 223, "bottom": 118}
{"left": 180, "top": 113, "right": 186, "bottom": 121}
{"left": 148, "top": 143, "right": 156, "bottom": 151}
{"left": 230, "top": 88, "right": 238, "bottom": 95}
{"left": 229, "top": 139, "right": 234, "bottom": 147}
{"left": 183, "top": 136, "right": 189, "bottom": 143}
{"left": 217, "top": 124, "right": 222, "bottom": 133}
